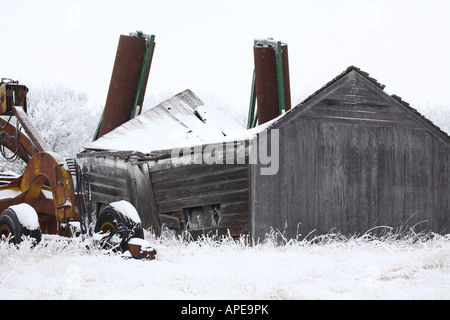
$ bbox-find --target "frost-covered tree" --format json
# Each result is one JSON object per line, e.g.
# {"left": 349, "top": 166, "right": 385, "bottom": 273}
{"left": 27, "top": 83, "right": 101, "bottom": 157}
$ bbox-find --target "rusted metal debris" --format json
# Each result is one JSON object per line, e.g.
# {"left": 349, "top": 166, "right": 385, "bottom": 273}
{"left": 127, "top": 242, "right": 157, "bottom": 260}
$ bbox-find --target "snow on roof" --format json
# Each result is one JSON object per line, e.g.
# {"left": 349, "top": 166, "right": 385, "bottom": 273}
{"left": 85, "top": 89, "right": 248, "bottom": 154}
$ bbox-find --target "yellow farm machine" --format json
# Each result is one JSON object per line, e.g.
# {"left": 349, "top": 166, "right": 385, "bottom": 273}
{"left": 0, "top": 32, "right": 156, "bottom": 259}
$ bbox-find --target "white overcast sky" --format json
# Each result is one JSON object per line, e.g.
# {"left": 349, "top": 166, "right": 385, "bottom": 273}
{"left": 2, "top": 0, "right": 449, "bottom": 115}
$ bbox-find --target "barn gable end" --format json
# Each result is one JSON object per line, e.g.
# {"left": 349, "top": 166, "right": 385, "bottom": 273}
{"left": 276, "top": 66, "right": 449, "bottom": 144}
{"left": 251, "top": 66, "right": 449, "bottom": 240}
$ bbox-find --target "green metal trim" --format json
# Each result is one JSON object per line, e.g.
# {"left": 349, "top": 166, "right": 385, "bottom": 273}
{"left": 92, "top": 111, "right": 103, "bottom": 141}
{"left": 130, "top": 32, "right": 155, "bottom": 119}
{"left": 252, "top": 110, "right": 258, "bottom": 129}
{"left": 275, "top": 41, "right": 286, "bottom": 114}
{"left": 247, "top": 70, "right": 257, "bottom": 129}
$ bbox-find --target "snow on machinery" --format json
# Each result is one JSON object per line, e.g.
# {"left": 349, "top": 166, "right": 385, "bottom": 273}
{"left": 0, "top": 32, "right": 157, "bottom": 259}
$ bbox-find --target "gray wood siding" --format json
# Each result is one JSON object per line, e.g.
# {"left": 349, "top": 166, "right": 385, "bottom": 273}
{"left": 80, "top": 156, "right": 161, "bottom": 233}
{"left": 252, "top": 120, "right": 449, "bottom": 240}
{"left": 82, "top": 157, "right": 132, "bottom": 206}
{"left": 150, "top": 163, "right": 249, "bottom": 237}
{"left": 251, "top": 70, "right": 450, "bottom": 240}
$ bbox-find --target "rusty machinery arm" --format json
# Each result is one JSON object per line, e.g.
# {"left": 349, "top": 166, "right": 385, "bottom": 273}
{"left": 0, "top": 79, "right": 79, "bottom": 236}
{"left": 0, "top": 32, "right": 156, "bottom": 258}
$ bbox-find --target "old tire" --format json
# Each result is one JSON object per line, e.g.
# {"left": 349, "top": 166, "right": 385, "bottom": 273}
{"left": 0, "top": 204, "right": 42, "bottom": 245}
{"left": 94, "top": 202, "right": 144, "bottom": 242}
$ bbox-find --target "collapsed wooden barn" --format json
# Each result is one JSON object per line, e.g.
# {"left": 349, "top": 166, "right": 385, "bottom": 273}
{"left": 78, "top": 66, "right": 450, "bottom": 240}
{"left": 78, "top": 89, "right": 252, "bottom": 238}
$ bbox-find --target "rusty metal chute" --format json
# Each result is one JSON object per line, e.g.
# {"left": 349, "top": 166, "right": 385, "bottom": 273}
{"left": 94, "top": 32, "right": 155, "bottom": 140}
{"left": 248, "top": 38, "right": 292, "bottom": 128}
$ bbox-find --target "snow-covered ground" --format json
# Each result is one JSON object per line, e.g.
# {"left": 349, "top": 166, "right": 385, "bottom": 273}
{"left": 1, "top": 90, "right": 448, "bottom": 302}
{"left": 0, "top": 229, "right": 449, "bottom": 300}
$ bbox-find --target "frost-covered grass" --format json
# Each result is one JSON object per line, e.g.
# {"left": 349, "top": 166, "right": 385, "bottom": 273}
{"left": 0, "top": 229, "right": 449, "bottom": 300}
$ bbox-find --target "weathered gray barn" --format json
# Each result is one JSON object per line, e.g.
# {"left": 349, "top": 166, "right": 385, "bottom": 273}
{"left": 252, "top": 66, "right": 449, "bottom": 239}
{"left": 78, "top": 66, "right": 450, "bottom": 240}
{"left": 78, "top": 89, "right": 250, "bottom": 238}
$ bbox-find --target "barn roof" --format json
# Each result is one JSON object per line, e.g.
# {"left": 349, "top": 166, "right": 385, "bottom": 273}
{"left": 81, "top": 66, "right": 449, "bottom": 158}
{"left": 268, "top": 66, "right": 450, "bottom": 145}
{"left": 84, "top": 89, "right": 246, "bottom": 154}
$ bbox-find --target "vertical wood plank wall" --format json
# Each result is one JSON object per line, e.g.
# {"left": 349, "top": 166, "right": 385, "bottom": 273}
{"left": 251, "top": 72, "right": 450, "bottom": 240}
{"left": 252, "top": 121, "right": 449, "bottom": 240}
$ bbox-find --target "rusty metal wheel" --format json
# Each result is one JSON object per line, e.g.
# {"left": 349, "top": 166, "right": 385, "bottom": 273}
{"left": 94, "top": 202, "right": 144, "bottom": 251}
{"left": 0, "top": 204, "right": 41, "bottom": 245}
{"left": 95, "top": 203, "right": 144, "bottom": 238}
